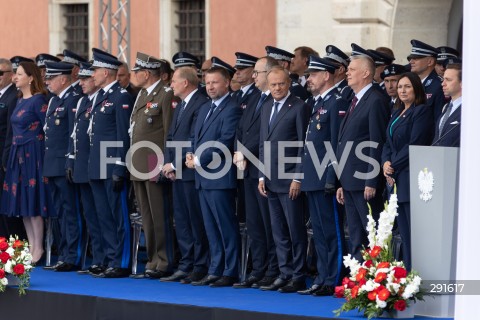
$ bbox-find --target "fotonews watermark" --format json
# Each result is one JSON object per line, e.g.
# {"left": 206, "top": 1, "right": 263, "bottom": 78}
{"left": 98, "top": 140, "right": 382, "bottom": 180}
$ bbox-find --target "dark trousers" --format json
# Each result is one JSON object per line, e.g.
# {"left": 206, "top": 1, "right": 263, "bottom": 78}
{"left": 198, "top": 188, "right": 239, "bottom": 277}
{"left": 78, "top": 183, "right": 105, "bottom": 266}
{"left": 244, "top": 177, "right": 278, "bottom": 278}
{"left": 343, "top": 190, "right": 382, "bottom": 261}
{"left": 50, "top": 176, "right": 82, "bottom": 265}
{"left": 307, "top": 191, "right": 343, "bottom": 286}
{"left": 267, "top": 191, "right": 307, "bottom": 281}
{"left": 172, "top": 180, "right": 209, "bottom": 274}
{"left": 397, "top": 202, "right": 411, "bottom": 271}
{"left": 89, "top": 179, "right": 130, "bottom": 269}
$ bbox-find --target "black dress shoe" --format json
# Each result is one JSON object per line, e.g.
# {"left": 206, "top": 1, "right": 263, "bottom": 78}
{"left": 43, "top": 261, "right": 64, "bottom": 271}
{"left": 210, "top": 276, "right": 237, "bottom": 288}
{"left": 54, "top": 262, "right": 79, "bottom": 272}
{"left": 278, "top": 279, "right": 306, "bottom": 293}
{"left": 144, "top": 269, "right": 171, "bottom": 279}
{"left": 297, "top": 284, "right": 322, "bottom": 295}
{"left": 233, "top": 276, "right": 261, "bottom": 289}
{"left": 95, "top": 267, "right": 130, "bottom": 278}
{"left": 160, "top": 270, "right": 189, "bottom": 282}
{"left": 312, "top": 285, "right": 335, "bottom": 296}
{"left": 181, "top": 271, "right": 206, "bottom": 284}
{"left": 260, "top": 277, "right": 289, "bottom": 291}
{"left": 252, "top": 276, "right": 276, "bottom": 289}
{"left": 191, "top": 275, "right": 221, "bottom": 286}
{"left": 78, "top": 265, "right": 105, "bottom": 275}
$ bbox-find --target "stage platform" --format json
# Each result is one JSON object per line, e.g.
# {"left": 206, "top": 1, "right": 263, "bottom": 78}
{"left": 1, "top": 268, "right": 454, "bottom": 320}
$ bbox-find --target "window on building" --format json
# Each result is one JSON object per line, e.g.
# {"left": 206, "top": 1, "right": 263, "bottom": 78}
{"left": 175, "top": 0, "right": 206, "bottom": 63}
{"left": 63, "top": 4, "right": 89, "bottom": 60}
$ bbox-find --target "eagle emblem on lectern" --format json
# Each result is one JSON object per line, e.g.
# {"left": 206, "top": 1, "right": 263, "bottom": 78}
{"left": 418, "top": 168, "right": 434, "bottom": 202}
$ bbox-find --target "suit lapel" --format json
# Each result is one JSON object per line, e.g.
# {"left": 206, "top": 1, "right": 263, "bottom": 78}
{"left": 198, "top": 96, "right": 229, "bottom": 139}
{"left": 266, "top": 95, "right": 294, "bottom": 139}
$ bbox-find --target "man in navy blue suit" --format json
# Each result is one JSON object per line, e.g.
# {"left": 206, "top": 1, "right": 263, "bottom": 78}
{"left": 232, "top": 56, "right": 280, "bottom": 289}
{"left": 88, "top": 48, "right": 133, "bottom": 278}
{"left": 298, "top": 56, "right": 349, "bottom": 296}
{"left": 258, "top": 66, "right": 309, "bottom": 293}
{"left": 408, "top": 39, "right": 446, "bottom": 123}
{"left": 161, "top": 66, "right": 210, "bottom": 283}
{"left": 432, "top": 60, "right": 462, "bottom": 147}
{"left": 186, "top": 67, "right": 242, "bottom": 287}
{"left": 43, "top": 61, "right": 83, "bottom": 272}
{"left": 336, "top": 54, "right": 389, "bottom": 262}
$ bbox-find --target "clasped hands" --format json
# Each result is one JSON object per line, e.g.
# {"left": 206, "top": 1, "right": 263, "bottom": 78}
{"left": 383, "top": 161, "right": 395, "bottom": 187}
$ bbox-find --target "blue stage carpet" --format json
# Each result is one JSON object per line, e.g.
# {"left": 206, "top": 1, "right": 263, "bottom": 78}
{"left": 15, "top": 268, "right": 453, "bottom": 320}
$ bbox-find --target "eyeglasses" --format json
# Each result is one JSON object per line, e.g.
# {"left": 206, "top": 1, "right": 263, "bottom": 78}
{"left": 253, "top": 70, "right": 267, "bottom": 77}
{"left": 0, "top": 70, "right": 12, "bottom": 76}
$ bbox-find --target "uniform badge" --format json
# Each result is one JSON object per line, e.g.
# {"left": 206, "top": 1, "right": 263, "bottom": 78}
{"left": 85, "top": 113, "right": 90, "bottom": 118}
{"left": 424, "top": 79, "right": 432, "bottom": 87}
{"left": 144, "top": 109, "right": 149, "bottom": 114}
{"left": 316, "top": 124, "right": 321, "bottom": 130}
{"left": 55, "top": 119, "right": 60, "bottom": 126}
{"left": 171, "top": 101, "right": 178, "bottom": 109}
{"left": 240, "top": 103, "right": 247, "bottom": 110}
{"left": 147, "top": 117, "right": 153, "bottom": 124}
{"left": 316, "top": 114, "right": 320, "bottom": 120}
{"left": 54, "top": 112, "right": 57, "bottom": 116}
{"left": 426, "top": 93, "right": 432, "bottom": 100}
{"left": 101, "top": 107, "right": 105, "bottom": 112}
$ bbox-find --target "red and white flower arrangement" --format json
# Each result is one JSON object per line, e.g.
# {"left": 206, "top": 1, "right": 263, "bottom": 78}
{"left": 334, "top": 190, "right": 425, "bottom": 319}
{"left": 0, "top": 235, "right": 34, "bottom": 295}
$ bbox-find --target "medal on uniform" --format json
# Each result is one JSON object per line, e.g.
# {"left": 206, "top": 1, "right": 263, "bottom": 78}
{"left": 85, "top": 112, "right": 90, "bottom": 118}
{"left": 316, "top": 124, "right": 321, "bottom": 130}
{"left": 55, "top": 119, "right": 60, "bottom": 125}
{"left": 54, "top": 112, "right": 57, "bottom": 117}
{"left": 316, "top": 114, "right": 320, "bottom": 120}
{"left": 144, "top": 109, "right": 149, "bottom": 114}
{"left": 147, "top": 117, "right": 153, "bottom": 124}
{"left": 101, "top": 107, "right": 105, "bottom": 112}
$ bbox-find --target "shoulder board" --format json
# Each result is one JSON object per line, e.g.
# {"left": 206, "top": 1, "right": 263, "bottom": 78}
{"left": 291, "top": 82, "right": 299, "bottom": 87}
{"left": 164, "top": 87, "right": 172, "bottom": 92}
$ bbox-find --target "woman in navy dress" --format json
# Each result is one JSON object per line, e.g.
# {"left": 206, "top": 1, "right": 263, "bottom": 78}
{"left": 381, "top": 72, "right": 434, "bottom": 271}
{"left": 0, "top": 61, "right": 53, "bottom": 263}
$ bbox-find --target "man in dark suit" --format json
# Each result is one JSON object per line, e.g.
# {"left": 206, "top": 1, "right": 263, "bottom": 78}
{"left": 161, "top": 66, "right": 209, "bottom": 284}
{"left": 232, "top": 56, "right": 280, "bottom": 289}
{"left": 258, "top": 66, "right": 309, "bottom": 293}
{"left": 128, "top": 52, "right": 176, "bottom": 279}
{"left": 432, "top": 61, "right": 462, "bottom": 147}
{"left": 336, "top": 54, "right": 389, "bottom": 262}
{"left": 43, "top": 61, "right": 83, "bottom": 272}
{"left": 185, "top": 67, "right": 242, "bottom": 287}
{"left": 408, "top": 39, "right": 446, "bottom": 123}
{"left": 298, "top": 56, "right": 349, "bottom": 296}
{"left": 88, "top": 48, "right": 133, "bottom": 278}
{"left": 0, "top": 58, "right": 25, "bottom": 238}
{"left": 66, "top": 62, "right": 105, "bottom": 276}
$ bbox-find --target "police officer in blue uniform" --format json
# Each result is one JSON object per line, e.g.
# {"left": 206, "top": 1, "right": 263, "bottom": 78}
{"left": 298, "top": 56, "right": 349, "bottom": 296}
{"left": 367, "top": 48, "right": 395, "bottom": 91}
{"left": 435, "top": 46, "right": 460, "bottom": 78}
{"left": 408, "top": 39, "right": 446, "bottom": 123}
{"left": 43, "top": 61, "right": 83, "bottom": 271}
{"left": 62, "top": 49, "right": 87, "bottom": 95}
{"left": 10, "top": 56, "right": 34, "bottom": 73}
{"left": 211, "top": 56, "right": 236, "bottom": 84}
{"left": 88, "top": 48, "right": 133, "bottom": 278}
{"left": 323, "top": 45, "right": 353, "bottom": 102}
{"left": 67, "top": 62, "right": 106, "bottom": 275}
{"left": 265, "top": 46, "right": 310, "bottom": 101}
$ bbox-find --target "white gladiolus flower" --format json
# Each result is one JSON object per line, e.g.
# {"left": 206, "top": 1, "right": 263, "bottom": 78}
{"left": 366, "top": 213, "right": 377, "bottom": 248}
{"left": 376, "top": 297, "right": 387, "bottom": 308}
{"left": 6, "top": 247, "right": 14, "bottom": 255}
{"left": 388, "top": 282, "right": 401, "bottom": 294}
{"left": 5, "top": 260, "right": 13, "bottom": 273}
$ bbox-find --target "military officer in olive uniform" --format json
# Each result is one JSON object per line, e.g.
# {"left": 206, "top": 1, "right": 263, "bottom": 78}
{"left": 129, "top": 52, "right": 177, "bottom": 279}
{"left": 43, "top": 61, "right": 83, "bottom": 272}
{"left": 88, "top": 48, "right": 133, "bottom": 278}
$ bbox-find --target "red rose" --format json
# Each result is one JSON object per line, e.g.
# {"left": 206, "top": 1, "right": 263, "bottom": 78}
{"left": 351, "top": 285, "right": 359, "bottom": 298}
{"left": 13, "top": 240, "right": 23, "bottom": 249}
{"left": 375, "top": 272, "right": 388, "bottom": 283}
{"left": 394, "top": 299, "right": 407, "bottom": 311}
{"left": 348, "top": 280, "right": 356, "bottom": 288}
{"left": 365, "top": 259, "right": 373, "bottom": 268}
{"left": 0, "top": 251, "right": 10, "bottom": 263}
{"left": 393, "top": 267, "right": 408, "bottom": 279}
{"left": 0, "top": 241, "right": 8, "bottom": 251}
{"left": 368, "top": 291, "right": 377, "bottom": 301}
{"left": 342, "top": 277, "right": 350, "bottom": 286}
{"left": 0, "top": 268, "right": 5, "bottom": 278}
{"left": 377, "top": 262, "right": 390, "bottom": 269}
{"left": 356, "top": 268, "right": 367, "bottom": 282}
{"left": 13, "top": 264, "right": 25, "bottom": 275}
{"left": 370, "top": 246, "right": 382, "bottom": 258}
{"left": 358, "top": 279, "right": 367, "bottom": 287}
{"left": 334, "top": 286, "right": 345, "bottom": 298}
{"left": 377, "top": 288, "right": 391, "bottom": 301}
{"left": 0, "top": 237, "right": 6, "bottom": 243}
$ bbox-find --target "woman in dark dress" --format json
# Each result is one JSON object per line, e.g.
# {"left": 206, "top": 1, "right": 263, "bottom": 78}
{"left": 0, "top": 61, "right": 52, "bottom": 263}
{"left": 381, "top": 72, "right": 434, "bottom": 271}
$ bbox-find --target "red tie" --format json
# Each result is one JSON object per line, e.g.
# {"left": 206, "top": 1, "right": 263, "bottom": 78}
{"left": 349, "top": 96, "right": 358, "bottom": 114}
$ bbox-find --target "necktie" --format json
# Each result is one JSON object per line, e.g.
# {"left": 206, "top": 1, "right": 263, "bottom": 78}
{"left": 439, "top": 102, "right": 453, "bottom": 134}
{"left": 255, "top": 93, "right": 267, "bottom": 113}
{"left": 349, "top": 96, "right": 358, "bottom": 114}
{"left": 312, "top": 96, "right": 323, "bottom": 114}
{"left": 176, "top": 100, "right": 187, "bottom": 125}
{"left": 204, "top": 102, "right": 216, "bottom": 122}
{"left": 269, "top": 101, "right": 280, "bottom": 131}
